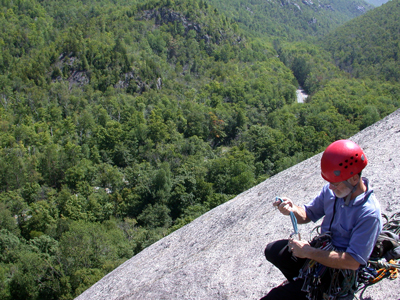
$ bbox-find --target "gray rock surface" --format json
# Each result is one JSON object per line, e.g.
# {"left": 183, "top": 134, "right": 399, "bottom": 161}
{"left": 76, "top": 109, "right": 400, "bottom": 300}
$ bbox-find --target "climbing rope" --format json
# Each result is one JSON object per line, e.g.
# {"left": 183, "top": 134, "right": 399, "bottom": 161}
{"left": 275, "top": 196, "right": 301, "bottom": 240}
{"left": 356, "top": 212, "right": 400, "bottom": 290}
{"left": 366, "top": 259, "right": 399, "bottom": 284}
{"left": 290, "top": 211, "right": 301, "bottom": 240}
{"left": 382, "top": 212, "right": 400, "bottom": 235}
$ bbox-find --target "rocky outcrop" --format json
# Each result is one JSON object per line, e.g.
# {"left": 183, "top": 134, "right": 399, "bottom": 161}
{"left": 76, "top": 108, "right": 400, "bottom": 300}
{"left": 140, "top": 7, "right": 243, "bottom": 46}
{"left": 357, "top": 5, "right": 367, "bottom": 13}
{"left": 141, "top": 8, "right": 203, "bottom": 35}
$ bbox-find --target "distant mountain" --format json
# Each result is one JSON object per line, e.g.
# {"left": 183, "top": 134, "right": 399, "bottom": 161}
{"left": 321, "top": 0, "right": 400, "bottom": 82}
{"left": 206, "top": 0, "right": 374, "bottom": 40}
{"left": 364, "top": 0, "right": 391, "bottom": 6}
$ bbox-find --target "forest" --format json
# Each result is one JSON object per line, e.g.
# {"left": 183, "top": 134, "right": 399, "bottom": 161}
{"left": 207, "top": 0, "right": 374, "bottom": 40}
{"left": 0, "top": 0, "right": 400, "bottom": 299}
{"left": 320, "top": 0, "right": 400, "bottom": 82}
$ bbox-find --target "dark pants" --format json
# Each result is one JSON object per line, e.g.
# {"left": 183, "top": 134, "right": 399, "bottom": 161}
{"left": 260, "top": 239, "right": 309, "bottom": 300}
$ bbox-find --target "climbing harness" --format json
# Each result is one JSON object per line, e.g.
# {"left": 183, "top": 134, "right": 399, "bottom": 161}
{"left": 295, "top": 198, "right": 357, "bottom": 300}
{"left": 295, "top": 233, "right": 358, "bottom": 300}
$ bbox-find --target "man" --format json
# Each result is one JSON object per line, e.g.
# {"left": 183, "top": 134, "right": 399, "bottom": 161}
{"left": 261, "top": 139, "right": 382, "bottom": 299}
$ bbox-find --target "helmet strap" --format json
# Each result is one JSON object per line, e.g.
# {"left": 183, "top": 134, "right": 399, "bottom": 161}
{"left": 342, "top": 179, "right": 359, "bottom": 206}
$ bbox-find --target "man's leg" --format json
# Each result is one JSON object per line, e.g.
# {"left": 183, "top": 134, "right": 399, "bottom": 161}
{"left": 260, "top": 239, "right": 309, "bottom": 299}
{"left": 260, "top": 280, "right": 308, "bottom": 300}
{"left": 264, "top": 239, "right": 305, "bottom": 281}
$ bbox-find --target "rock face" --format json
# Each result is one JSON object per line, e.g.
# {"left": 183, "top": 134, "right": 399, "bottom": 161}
{"left": 76, "top": 109, "right": 400, "bottom": 300}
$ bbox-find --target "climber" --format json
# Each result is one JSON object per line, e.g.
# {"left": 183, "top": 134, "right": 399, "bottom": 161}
{"left": 260, "top": 139, "right": 382, "bottom": 300}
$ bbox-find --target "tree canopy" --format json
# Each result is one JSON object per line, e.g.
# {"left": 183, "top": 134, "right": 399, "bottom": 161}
{"left": 1, "top": 0, "right": 400, "bottom": 299}
{"left": 320, "top": 0, "right": 400, "bottom": 82}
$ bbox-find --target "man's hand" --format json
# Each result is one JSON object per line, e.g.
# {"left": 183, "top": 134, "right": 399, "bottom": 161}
{"left": 288, "top": 239, "right": 361, "bottom": 270}
{"left": 288, "top": 238, "right": 311, "bottom": 259}
{"left": 273, "top": 197, "right": 293, "bottom": 216}
{"left": 273, "top": 197, "right": 311, "bottom": 224}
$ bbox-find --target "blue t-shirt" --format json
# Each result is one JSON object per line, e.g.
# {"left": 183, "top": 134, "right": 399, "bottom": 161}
{"left": 304, "top": 178, "right": 382, "bottom": 265}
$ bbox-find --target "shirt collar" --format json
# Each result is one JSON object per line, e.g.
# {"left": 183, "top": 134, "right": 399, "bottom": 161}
{"left": 350, "top": 177, "right": 372, "bottom": 206}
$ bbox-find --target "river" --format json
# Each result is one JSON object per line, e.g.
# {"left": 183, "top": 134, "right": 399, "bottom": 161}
{"left": 296, "top": 88, "right": 308, "bottom": 103}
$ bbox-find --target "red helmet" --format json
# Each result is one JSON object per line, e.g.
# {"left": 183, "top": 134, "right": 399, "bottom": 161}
{"left": 321, "top": 140, "right": 367, "bottom": 182}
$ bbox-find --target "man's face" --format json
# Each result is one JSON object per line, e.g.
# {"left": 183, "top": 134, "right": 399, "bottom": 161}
{"left": 328, "top": 181, "right": 352, "bottom": 198}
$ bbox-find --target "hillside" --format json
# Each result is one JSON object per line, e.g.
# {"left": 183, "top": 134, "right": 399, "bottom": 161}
{"left": 320, "top": 0, "right": 400, "bottom": 81}
{"left": 75, "top": 108, "right": 400, "bottom": 300}
{"left": 206, "top": 0, "right": 373, "bottom": 40}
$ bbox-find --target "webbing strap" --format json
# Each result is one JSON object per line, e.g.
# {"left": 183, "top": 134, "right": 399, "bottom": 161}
{"left": 342, "top": 180, "right": 358, "bottom": 206}
{"left": 328, "top": 197, "right": 338, "bottom": 232}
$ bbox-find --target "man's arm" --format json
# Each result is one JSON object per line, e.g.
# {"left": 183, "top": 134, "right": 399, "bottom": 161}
{"left": 292, "top": 204, "right": 311, "bottom": 224}
{"left": 289, "top": 240, "right": 360, "bottom": 270}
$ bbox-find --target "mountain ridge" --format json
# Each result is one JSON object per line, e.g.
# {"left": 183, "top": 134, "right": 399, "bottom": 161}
{"left": 206, "top": 0, "right": 374, "bottom": 40}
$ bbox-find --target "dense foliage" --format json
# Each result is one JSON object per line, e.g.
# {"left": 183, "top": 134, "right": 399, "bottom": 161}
{"left": 321, "top": 0, "right": 400, "bottom": 82}
{"left": 0, "top": 0, "right": 400, "bottom": 299}
{"left": 206, "top": 0, "right": 373, "bottom": 41}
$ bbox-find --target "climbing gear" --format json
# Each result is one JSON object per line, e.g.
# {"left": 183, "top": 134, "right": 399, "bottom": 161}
{"left": 356, "top": 212, "right": 400, "bottom": 289}
{"left": 290, "top": 211, "right": 301, "bottom": 241}
{"left": 300, "top": 212, "right": 400, "bottom": 298}
{"left": 274, "top": 196, "right": 283, "bottom": 208}
{"left": 370, "top": 230, "right": 400, "bottom": 260}
{"left": 370, "top": 212, "right": 400, "bottom": 261}
{"left": 320, "top": 140, "right": 367, "bottom": 182}
{"left": 274, "top": 196, "right": 301, "bottom": 240}
{"left": 357, "top": 259, "right": 400, "bottom": 291}
{"left": 321, "top": 140, "right": 367, "bottom": 206}
{"left": 382, "top": 212, "right": 400, "bottom": 234}
{"left": 367, "top": 260, "right": 399, "bottom": 283}
{"left": 295, "top": 233, "right": 358, "bottom": 300}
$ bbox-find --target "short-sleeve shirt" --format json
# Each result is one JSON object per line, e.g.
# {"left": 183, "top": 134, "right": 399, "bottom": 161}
{"left": 304, "top": 178, "right": 382, "bottom": 265}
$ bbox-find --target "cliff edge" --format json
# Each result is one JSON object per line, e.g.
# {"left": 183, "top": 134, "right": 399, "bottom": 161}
{"left": 76, "top": 109, "right": 400, "bottom": 300}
